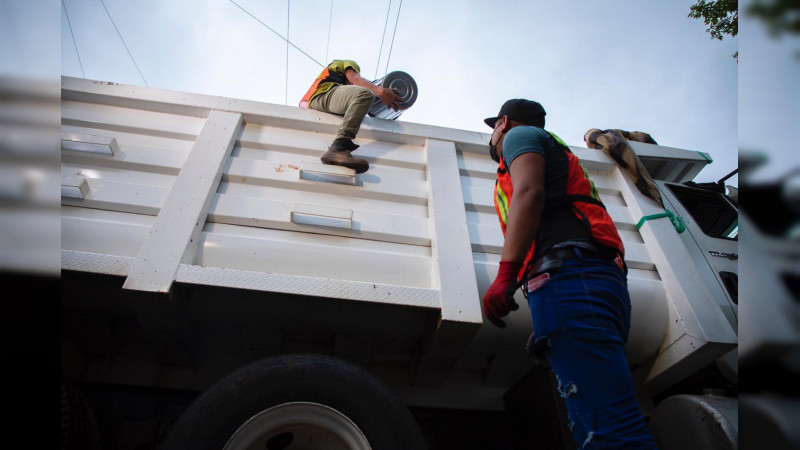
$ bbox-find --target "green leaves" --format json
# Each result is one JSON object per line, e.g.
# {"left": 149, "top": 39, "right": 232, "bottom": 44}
{"left": 688, "top": 0, "right": 738, "bottom": 40}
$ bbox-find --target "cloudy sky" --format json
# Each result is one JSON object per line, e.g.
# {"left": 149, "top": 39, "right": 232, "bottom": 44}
{"left": 6, "top": 0, "right": 750, "bottom": 188}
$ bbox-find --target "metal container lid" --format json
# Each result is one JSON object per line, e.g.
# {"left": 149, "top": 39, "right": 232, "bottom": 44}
{"left": 369, "top": 71, "right": 418, "bottom": 120}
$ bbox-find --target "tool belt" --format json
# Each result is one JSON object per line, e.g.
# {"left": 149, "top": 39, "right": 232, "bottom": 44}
{"left": 525, "top": 245, "right": 618, "bottom": 280}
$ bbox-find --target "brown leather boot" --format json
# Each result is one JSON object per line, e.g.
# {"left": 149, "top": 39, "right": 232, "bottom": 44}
{"left": 321, "top": 139, "right": 369, "bottom": 173}
{"left": 334, "top": 137, "right": 360, "bottom": 151}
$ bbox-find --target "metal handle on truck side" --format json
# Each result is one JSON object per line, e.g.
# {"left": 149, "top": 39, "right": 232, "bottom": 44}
{"left": 290, "top": 203, "right": 353, "bottom": 229}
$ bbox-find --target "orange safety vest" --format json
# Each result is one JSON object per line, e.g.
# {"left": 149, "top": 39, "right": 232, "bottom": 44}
{"left": 299, "top": 60, "right": 354, "bottom": 108}
{"left": 494, "top": 130, "right": 625, "bottom": 277}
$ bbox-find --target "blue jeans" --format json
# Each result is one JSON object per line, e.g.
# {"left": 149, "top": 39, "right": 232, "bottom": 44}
{"left": 525, "top": 256, "right": 657, "bottom": 449}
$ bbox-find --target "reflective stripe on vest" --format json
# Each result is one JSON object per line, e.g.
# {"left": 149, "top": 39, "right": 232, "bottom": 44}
{"left": 493, "top": 130, "right": 625, "bottom": 271}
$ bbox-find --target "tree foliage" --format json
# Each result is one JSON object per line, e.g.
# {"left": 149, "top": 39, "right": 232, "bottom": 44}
{"left": 689, "top": 0, "right": 738, "bottom": 59}
{"left": 689, "top": 0, "right": 739, "bottom": 40}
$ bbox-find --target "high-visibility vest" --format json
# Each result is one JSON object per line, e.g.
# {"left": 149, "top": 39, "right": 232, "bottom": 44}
{"left": 299, "top": 60, "right": 358, "bottom": 108}
{"left": 494, "top": 129, "right": 625, "bottom": 276}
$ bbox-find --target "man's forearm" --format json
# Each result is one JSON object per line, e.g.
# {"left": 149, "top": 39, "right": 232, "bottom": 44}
{"left": 349, "top": 74, "right": 383, "bottom": 96}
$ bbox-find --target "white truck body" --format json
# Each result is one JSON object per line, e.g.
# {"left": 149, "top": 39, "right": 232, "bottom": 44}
{"left": 58, "top": 76, "right": 739, "bottom": 448}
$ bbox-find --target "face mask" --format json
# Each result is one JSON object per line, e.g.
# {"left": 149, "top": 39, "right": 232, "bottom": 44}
{"left": 489, "top": 125, "right": 500, "bottom": 163}
{"left": 489, "top": 142, "right": 499, "bottom": 163}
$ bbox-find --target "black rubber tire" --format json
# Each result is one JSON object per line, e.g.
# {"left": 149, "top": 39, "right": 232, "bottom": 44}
{"left": 162, "top": 354, "right": 428, "bottom": 450}
{"left": 60, "top": 377, "right": 102, "bottom": 450}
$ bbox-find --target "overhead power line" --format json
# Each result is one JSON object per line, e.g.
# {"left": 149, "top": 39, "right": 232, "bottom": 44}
{"left": 286, "top": 0, "right": 290, "bottom": 105}
{"left": 375, "top": 0, "right": 392, "bottom": 79}
{"left": 99, "top": 0, "right": 148, "bottom": 87}
{"left": 325, "top": 0, "right": 333, "bottom": 64}
{"left": 227, "top": 0, "right": 325, "bottom": 68}
{"left": 62, "top": 0, "right": 85, "bottom": 78}
{"left": 384, "top": 0, "right": 402, "bottom": 76}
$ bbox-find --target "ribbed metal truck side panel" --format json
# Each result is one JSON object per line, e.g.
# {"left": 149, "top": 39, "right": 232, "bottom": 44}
{"left": 59, "top": 76, "right": 735, "bottom": 410}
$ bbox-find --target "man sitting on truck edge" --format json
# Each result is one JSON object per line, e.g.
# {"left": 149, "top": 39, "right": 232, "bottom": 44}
{"left": 299, "top": 59, "right": 404, "bottom": 174}
{"left": 482, "top": 98, "right": 657, "bottom": 448}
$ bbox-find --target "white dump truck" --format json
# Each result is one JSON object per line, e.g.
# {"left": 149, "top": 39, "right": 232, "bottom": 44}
{"left": 59, "top": 76, "right": 740, "bottom": 449}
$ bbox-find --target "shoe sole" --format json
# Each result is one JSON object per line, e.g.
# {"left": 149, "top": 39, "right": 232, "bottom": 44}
{"left": 321, "top": 152, "right": 369, "bottom": 174}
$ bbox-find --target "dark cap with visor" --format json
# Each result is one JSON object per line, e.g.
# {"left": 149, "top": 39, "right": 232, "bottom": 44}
{"left": 484, "top": 99, "right": 546, "bottom": 128}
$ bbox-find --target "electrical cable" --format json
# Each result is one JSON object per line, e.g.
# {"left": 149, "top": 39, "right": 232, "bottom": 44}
{"left": 384, "top": 0, "right": 402, "bottom": 76}
{"left": 325, "top": 0, "right": 333, "bottom": 64}
{"left": 62, "top": 0, "right": 86, "bottom": 78}
{"left": 286, "top": 0, "right": 290, "bottom": 105}
{"left": 99, "top": 0, "right": 148, "bottom": 87}
{"left": 227, "top": 0, "right": 324, "bottom": 68}
{"left": 375, "top": 0, "right": 392, "bottom": 79}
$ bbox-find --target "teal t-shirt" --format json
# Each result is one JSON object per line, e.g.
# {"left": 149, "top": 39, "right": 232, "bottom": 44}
{"left": 501, "top": 126, "right": 554, "bottom": 166}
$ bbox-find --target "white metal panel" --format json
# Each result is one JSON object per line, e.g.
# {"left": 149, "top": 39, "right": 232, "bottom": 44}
{"left": 208, "top": 194, "right": 430, "bottom": 246}
{"left": 61, "top": 99, "right": 204, "bottom": 141}
{"left": 237, "top": 122, "right": 427, "bottom": 171}
{"left": 194, "top": 223, "right": 433, "bottom": 288}
{"left": 61, "top": 139, "right": 186, "bottom": 176}
{"left": 58, "top": 76, "right": 734, "bottom": 401}
{"left": 224, "top": 157, "right": 427, "bottom": 205}
{"left": 614, "top": 167, "right": 737, "bottom": 393}
{"left": 61, "top": 162, "right": 179, "bottom": 191}
{"left": 60, "top": 177, "right": 166, "bottom": 215}
{"left": 60, "top": 76, "right": 491, "bottom": 152}
{"left": 62, "top": 207, "right": 154, "bottom": 257}
{"left": 60, "top": 247, "right": 440, "bottom": 309}
{"left": 123, "top": 110, "right": 243, "bottom": 293}
{"left": 186, "top": 117, "right": 437, "bottom": 291}
{"left": 61, "top": 123, "right": 192, "bottom": 174}
{"left": 629, "top": 140, "right": 710, "bottom": 183}
{"left": 411, "top": 138, "right": 483, "bottom": 386}
{"left": 175, "top": 265, "right": 440, "bottom": 308}
{"left": 567, "top": 145, "right": 619, "bottom": 173}
{"left": 425, "top": 139, "right": 482, "bottom": 323}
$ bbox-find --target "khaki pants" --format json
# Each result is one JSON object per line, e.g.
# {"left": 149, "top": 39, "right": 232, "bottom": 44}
{"left": 309, "top": 85, "right": 375, "bottom": 140}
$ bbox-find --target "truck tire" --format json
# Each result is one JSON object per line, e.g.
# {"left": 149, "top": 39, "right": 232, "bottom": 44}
{"left": 60, "top": 377, "right": 101, "bottom": 450}
{"left": 162, "top": 354, "right": 428, "bottom": 450}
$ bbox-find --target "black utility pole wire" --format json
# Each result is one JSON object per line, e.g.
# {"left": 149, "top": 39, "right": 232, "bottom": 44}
{"left": 384, "top": 0, "right": 402, "bottom": 76}
{"left": 325, "top": 0, "right": 333, "bottom": 64}
{"left": 62, "top": 0, "right": 85, "bottom": 78}
{"left": 99, "top": 0, "right": 148, "bottom": 87}
{"left": 227, "top": 0, "right": 325, "bottom": 68}
{"left": 375, "top": 0, "right": 392, "bottom": 79}
{"left": 286, "top": 0, "right": 290, "bottom": 105}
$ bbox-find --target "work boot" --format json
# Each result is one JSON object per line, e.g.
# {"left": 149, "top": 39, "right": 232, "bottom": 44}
{"left": 321, "top": 139, "right": 369, "bottom": 173}
{"left": 334, "top": 137, "right": 360, "bottom": 152}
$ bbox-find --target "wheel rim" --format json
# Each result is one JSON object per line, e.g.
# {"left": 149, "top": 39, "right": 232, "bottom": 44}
{"left": 223, "top": 401, "right": 371, "bottom": 450}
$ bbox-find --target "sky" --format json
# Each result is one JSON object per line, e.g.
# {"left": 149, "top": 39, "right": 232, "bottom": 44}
{"left": 35, "top": 0, "right": 740, "bottom": 188}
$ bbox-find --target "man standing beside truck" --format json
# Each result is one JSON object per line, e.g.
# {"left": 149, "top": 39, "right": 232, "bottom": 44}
{"left": 482, "top": 99, "right": 657, "bottom": 448}
{"left": 299, "top": 59, "right": 404, "bottom": 174}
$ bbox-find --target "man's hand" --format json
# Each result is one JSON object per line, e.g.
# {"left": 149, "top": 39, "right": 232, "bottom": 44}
{"left": 345, "top": 68, "right": 405, "bottom": 111}
{"left": 377, "top": 87, "right": 403, "bottom": 111}
{"left": 482, "top": 260, "right": 522, "bottom": 328}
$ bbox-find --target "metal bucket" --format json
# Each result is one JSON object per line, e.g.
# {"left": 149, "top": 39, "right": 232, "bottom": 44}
{"left": 368, "top": 71, "right": 418, "bottom": 120}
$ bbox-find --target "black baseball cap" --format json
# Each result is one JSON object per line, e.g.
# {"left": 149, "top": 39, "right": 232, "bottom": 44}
{"left": 484, "top": 99, "right": 546, "bottom": 128}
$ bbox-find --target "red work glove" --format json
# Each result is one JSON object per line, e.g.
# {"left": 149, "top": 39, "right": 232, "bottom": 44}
{"left": 483, "top": 260, "right": 522, "bottom": 328}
